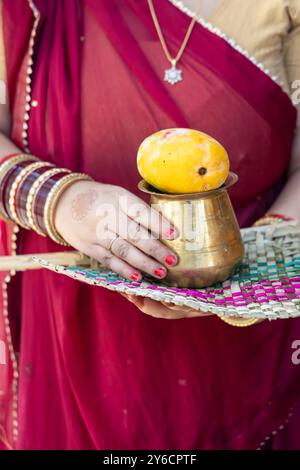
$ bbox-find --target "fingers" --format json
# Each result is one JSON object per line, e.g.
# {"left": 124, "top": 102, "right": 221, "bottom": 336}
{"left": 135, "top": 297, "right": 189, "bottom": 319}
{"left": 117, "top": 217, "right": 178, "bottom": 268}
{"left": 121, "top": 293, "right": 145, "bottom": 309}
{"left": 160, "top": 301, "right": 212, "bottom": 316}
{"left": 122, "top": 295, "right": 211, "bottom": 319}
{"left": 124, "top": 194, "right": 178, "bottom": 240}
{"left": 161, "top": 301, "right": 187, "bottom": 310}
{"left": 121, "top": 293, "right": 212, "bottom": 319}
{"left": 85, "top": 244, "right": 143, "bottom": 282}
{"left": 107, "top": 236, "right": 169, "bottom": 280}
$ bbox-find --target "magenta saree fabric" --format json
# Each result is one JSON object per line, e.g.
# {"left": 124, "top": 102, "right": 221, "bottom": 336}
{"left": 1, "top": 0, "right": 300, "bottom": 449}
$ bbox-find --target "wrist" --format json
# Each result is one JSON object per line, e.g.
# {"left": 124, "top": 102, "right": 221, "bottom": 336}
{"left": 0, "top": 152, "right": 92, "bottom": 245}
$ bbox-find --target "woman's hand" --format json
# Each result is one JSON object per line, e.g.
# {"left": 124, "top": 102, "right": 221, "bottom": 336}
{"left": 121, "top": 293, "right": 213, "bottom": 319}
{"left": 55, "top": 180, "right": 179, "bottom": 282}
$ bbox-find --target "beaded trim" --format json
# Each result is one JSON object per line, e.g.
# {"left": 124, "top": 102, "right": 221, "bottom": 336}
{"left": 22, "top": 0, "right": 41, "bottom": 153}
{"left": 256, "top": 406, "right": 294, "bottom": 450}
{"left": 1, "top": 225, "right": 20, "bottom": 444}
{"left": 0, "top": 0, "right": 41, "bottom": 447}
{"left": 166, "top": 0, "right": 292, "bottom": 102}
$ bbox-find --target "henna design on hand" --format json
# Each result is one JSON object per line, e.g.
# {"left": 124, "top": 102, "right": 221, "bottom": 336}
{"left": 71, "top": 189, "right": 98, "bottom": 221}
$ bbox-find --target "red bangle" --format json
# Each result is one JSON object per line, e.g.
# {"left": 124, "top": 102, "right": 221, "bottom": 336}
{"left": 0, "top": 153, "right": 21, "bottom": 165}
{"left": 265, "top": 213, "right": 295, "bottom": 222}
{"left": 0, "top": 153, "right": 21, "bottom": 161}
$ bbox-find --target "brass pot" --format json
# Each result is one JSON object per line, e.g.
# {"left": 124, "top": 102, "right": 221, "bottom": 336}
{"left": 138, "top": 172, "right": 244, "bottom": 288}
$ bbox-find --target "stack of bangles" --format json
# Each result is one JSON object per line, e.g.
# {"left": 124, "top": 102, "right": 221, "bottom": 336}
{"left": 0, "top": 153, "right": 92, "bottom": 245}
{"left": 219, "top": 212, "right": 297, "bottom": 328}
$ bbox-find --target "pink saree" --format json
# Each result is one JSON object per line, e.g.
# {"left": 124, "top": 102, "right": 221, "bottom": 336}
{"left": 0, "top": 0, "right": 300, "bottom": 450}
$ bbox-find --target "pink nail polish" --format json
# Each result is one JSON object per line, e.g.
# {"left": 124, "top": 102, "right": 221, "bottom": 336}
{"left": 165, "top": 255, "right": 177, "bottom": 266}
{"left": 130, "top": 273, "right": 140, "bottom": 281}
{"left": 154, "top": 267, "right": 166, "bottom": 278}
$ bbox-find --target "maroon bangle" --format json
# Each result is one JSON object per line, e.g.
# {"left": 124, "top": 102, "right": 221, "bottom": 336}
{"left": 3, "top": 159, "right": 37, "bottom": 220}
{"left": 33, "top": 171, "right": 70, "bottom": 232}
{"left": 0, "top": 159, "right": 36, "bottom": 219}
{"left": 0, "top": 166, "right": 16, "bottom": 218}
{"left": 16, "top": 165, "right": 54, "bottom": 227}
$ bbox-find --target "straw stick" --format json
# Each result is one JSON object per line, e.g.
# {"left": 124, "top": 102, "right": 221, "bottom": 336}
{"left": 0, "top": 251, "right": 90, "bottom": 271}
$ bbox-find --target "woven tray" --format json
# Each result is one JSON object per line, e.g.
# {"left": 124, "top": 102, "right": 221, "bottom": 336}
{"left": 34, "top": 223, "right": 300, "bottom": 320}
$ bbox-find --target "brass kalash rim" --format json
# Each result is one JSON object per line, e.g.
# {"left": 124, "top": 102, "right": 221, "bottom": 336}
{"left": 138, "top": 171, "right": 238, "bottom": 199}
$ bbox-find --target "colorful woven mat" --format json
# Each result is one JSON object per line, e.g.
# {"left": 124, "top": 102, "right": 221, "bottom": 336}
{"left": 35, "top": 223, "right": 300, "bottom": 320}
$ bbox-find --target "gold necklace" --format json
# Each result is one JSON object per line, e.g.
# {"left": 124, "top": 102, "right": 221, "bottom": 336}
{"left": 147, "top": 0, "right": 197, "bottom": 85}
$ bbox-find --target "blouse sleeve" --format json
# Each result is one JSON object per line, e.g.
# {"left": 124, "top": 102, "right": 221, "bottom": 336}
{"left": 284, "top": 0, "right": 300, "bottom": 127}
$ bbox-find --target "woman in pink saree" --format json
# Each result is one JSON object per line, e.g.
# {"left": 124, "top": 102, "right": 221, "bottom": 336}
{"left": 0, "top": 0, "right": 300, "bottom": 450}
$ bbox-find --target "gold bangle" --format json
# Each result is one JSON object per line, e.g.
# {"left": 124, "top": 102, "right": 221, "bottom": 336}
{"left": 254, "top": 216, "right": 284, "bottom": 227}
{"left": 218, "top": 315, "right": 259, "bottom": 327}
{"left": 26, "top": 168, "right": 69, "bottom": 236}
{"left": 0, "top": 154, "right": 37, "bottom": 221}
{"left": 44, "top": 173, "right": 92, "bottom": 246}
{"left": 8, "top": 161, "right": 53, "bottom": 228}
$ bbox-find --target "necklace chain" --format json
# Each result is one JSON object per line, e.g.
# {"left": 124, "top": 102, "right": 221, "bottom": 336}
{"left": 147, "top": 0, "right": 197, "bottom": 67}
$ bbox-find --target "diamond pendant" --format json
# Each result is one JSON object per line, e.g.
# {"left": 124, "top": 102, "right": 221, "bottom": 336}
{"left": 164, "top": 62, "right": 183, "bottom": 85}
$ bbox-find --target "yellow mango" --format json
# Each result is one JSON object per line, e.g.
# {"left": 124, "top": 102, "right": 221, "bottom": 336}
{"left": 137, "top": 128, "right": 230, "bottom": 194}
